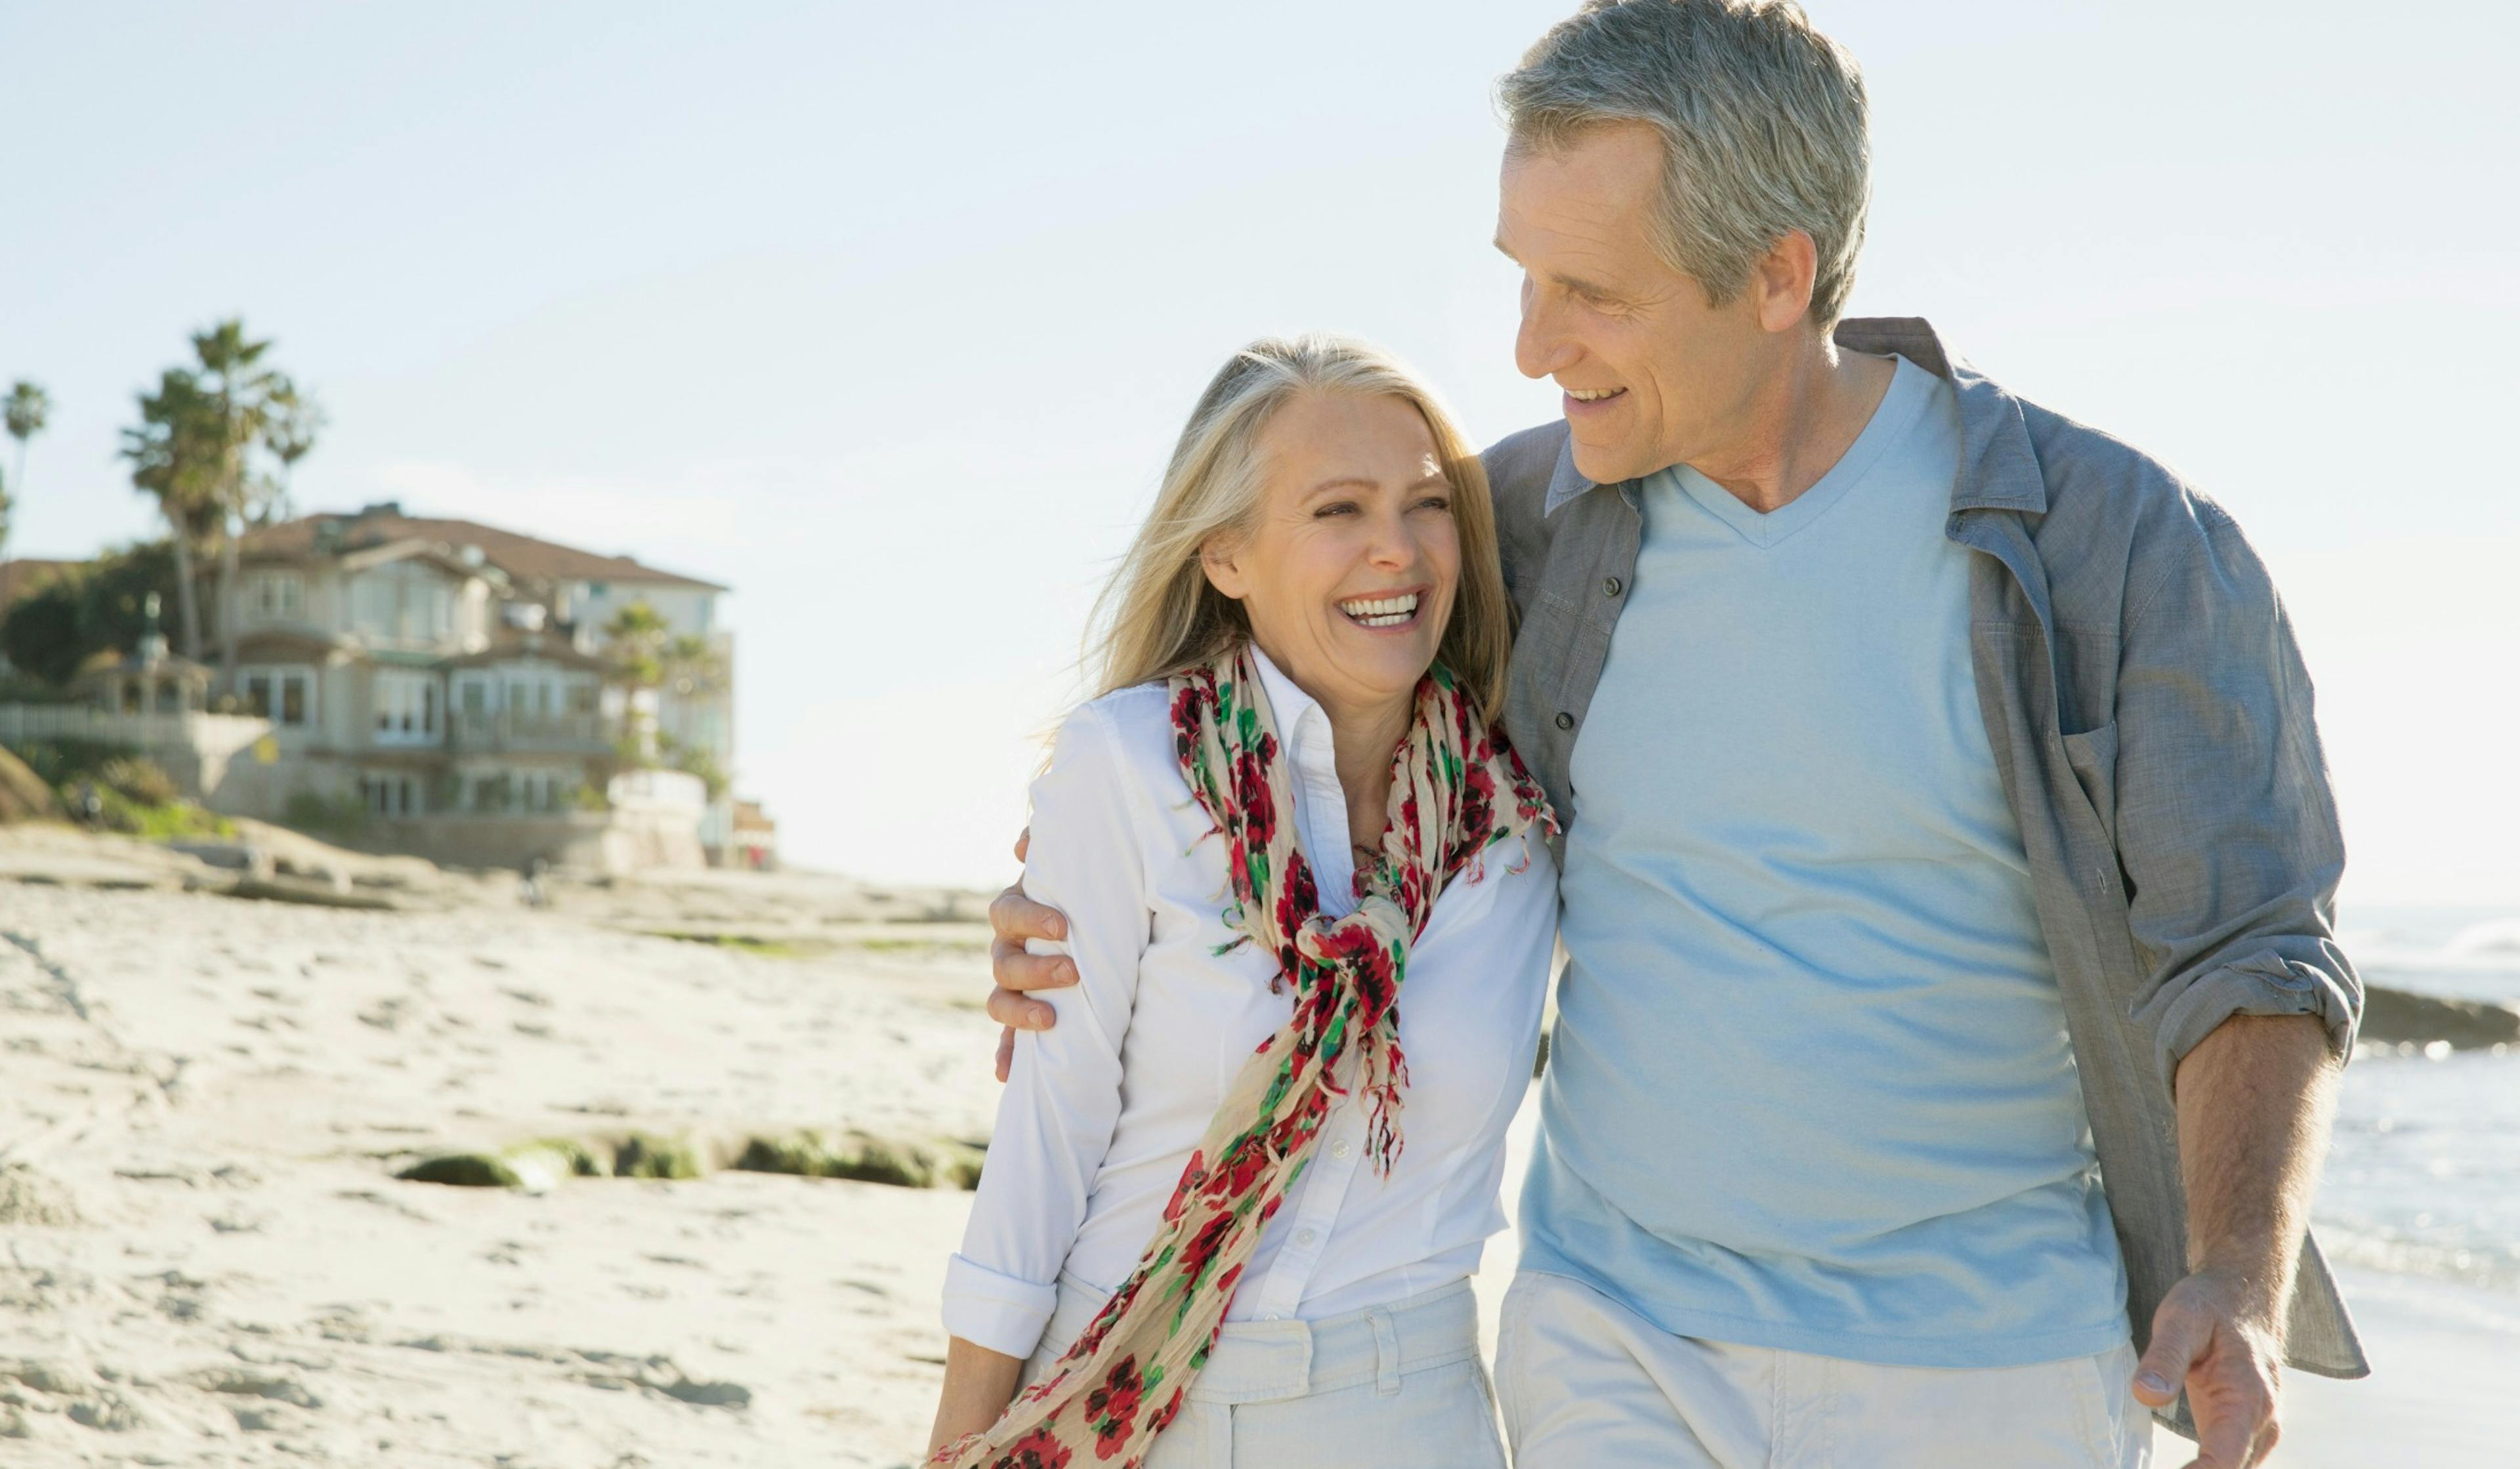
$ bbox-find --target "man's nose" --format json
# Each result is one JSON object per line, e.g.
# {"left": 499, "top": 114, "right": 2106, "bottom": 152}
{"left": 1515, "top": 281, "right": 1578, "bottom": 383}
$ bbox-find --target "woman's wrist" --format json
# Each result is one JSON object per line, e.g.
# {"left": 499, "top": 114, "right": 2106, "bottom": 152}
{"left": 927, "top": 1337, "right": 1026, "bottom": 1458}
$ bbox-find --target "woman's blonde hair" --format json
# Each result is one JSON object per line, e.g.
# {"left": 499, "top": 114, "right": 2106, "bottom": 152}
{"left": 1089, "top": 333, "right": 1512, "bottom": 718}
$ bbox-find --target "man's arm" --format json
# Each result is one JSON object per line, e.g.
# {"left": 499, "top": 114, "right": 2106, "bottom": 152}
{"left": 2132, "top": 1013, "right": 2340, "bottom": 1469}
{"left": 2107, "top": 501, "right": 2362, "bottom": 1467}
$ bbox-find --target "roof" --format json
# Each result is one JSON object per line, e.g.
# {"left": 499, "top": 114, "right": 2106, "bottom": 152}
{"left": 240, "top": 506, "right": 726, "bottom": 593}
{"left": 0, "top": 558, "right": 77, "bottom": 611}
{"left": 333, "top": 537, "right": 511, "bottom": 586}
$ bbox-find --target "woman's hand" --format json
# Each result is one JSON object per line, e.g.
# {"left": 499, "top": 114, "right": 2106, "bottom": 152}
{"left": 927, "top": 1337, "right": 1026, "bottom": 1460}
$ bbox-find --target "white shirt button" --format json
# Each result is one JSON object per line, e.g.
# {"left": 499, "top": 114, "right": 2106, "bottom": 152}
{"left": 1295, "top": 1228, "right": 1318, "bottom": 1247}
{"left": 1330, "top": 1139, "right": 1353, "bottom": 1160}
{"left": 1260, "top": 1312, "right": 1281, "bottom": 1321}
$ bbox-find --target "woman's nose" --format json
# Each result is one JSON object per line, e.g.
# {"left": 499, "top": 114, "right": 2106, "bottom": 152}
{"left": 1364, "top": 512, "right": 1419, "bottom": 569}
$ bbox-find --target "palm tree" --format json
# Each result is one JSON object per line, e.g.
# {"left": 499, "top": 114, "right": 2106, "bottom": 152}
{"left": 122, "top": 369, "right": 224, "bottom": 661}
{"left": 191, "top": 321, "right": 280, "bottom": 696}
{"left": 1, "top": 381, "right": 49, "bottom": 563}
{"left": 260, "top": 383, "right": 326, "bottom": 528}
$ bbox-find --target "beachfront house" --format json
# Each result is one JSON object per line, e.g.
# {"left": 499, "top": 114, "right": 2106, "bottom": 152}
{"left": 0, "top": 503, "right": 770, "bottom": 872}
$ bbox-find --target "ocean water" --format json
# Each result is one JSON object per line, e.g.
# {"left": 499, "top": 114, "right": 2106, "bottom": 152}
{"left": 2316, "top": 906, "right": 2520, "bottom": 1299}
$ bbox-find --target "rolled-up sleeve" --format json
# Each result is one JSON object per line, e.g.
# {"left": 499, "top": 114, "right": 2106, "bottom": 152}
{"left": 2114, "top": 509, "right": 2362, "bottom": 1092}
{"left": 942, "top": 703, "right": 1152, "bottom": 1358}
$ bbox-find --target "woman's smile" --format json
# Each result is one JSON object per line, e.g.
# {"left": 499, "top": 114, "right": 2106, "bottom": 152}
{"left": 1335, "top": 587, "right": 1428, "bottom": 632}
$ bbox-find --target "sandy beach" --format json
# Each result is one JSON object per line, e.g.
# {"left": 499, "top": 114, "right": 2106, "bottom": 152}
{"left": 1, "top": 827, "right": 2511, "bottom": 1466}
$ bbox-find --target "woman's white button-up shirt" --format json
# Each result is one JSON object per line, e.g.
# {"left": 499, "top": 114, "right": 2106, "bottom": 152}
{"left": 942, "top": 650, "right": 1557, "bottom": 1359}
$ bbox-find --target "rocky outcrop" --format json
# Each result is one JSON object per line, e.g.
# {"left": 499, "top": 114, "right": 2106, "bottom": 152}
{"left": 0, "top": 746, "right": 62, "bottom": 823}
{"left": 2359, "top": 984, "right": 2520, "bottom": 1050}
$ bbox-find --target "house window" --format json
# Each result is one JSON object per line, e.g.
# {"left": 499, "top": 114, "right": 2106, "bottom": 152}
{"left": 250, "top": 572, "right": 304, "bottom": 619}
{"left": 372, "top": 672, "right": 440, "bottom": 745}
{"left": 242, "top": 665, "right": 314, "bottom": 726}
{"left": 359, "top": 774, "right": 419, "bottom": 817}
{"left": 351, "top": 566, "right": 459, "bottom": 644}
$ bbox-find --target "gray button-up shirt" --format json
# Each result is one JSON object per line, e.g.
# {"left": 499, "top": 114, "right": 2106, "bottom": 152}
{"left": 1481, "top": 316, "right": 2368, "bottom": 1405}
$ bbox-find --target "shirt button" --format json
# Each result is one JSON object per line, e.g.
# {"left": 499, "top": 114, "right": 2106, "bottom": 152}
{"left": 1554, "top": 711, "right": 1575, "bottom": 731}
{"left": 1603, "top": 576, "right": 1624, "bottom": 597}
{"left": 1261, "top": 1312, "right": 1281, "bottom": 1321}
{"left": 1330, "top": 1139, "right": 1353, "bottom": 1160}
{"left": 1295, "top": 1228, "right": 1318, "bottom": 1247}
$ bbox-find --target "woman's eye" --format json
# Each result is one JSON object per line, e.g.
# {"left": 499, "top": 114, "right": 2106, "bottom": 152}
{"left": 1414, "top": 495, "right": 1453, "bottom": 513}
{"left": 1314, "top": 502, "right": 1356, "bottom": 518}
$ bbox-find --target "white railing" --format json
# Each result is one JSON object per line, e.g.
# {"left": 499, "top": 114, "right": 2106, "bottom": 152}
{"left": 0, "top": 703, "right": 272, "bottom": 752}
{"left": 450, "top": 709, "right": 608, "bottom": 749}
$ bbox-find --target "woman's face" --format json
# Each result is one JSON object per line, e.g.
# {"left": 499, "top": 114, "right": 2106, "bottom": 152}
{"left": 1202, "top": 390, "right": 1461, "bottom": 719}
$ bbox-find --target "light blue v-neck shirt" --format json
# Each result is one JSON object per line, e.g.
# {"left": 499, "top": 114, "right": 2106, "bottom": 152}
{"left": 1519, "top": 354, "right": 2128, "bottom": 1367}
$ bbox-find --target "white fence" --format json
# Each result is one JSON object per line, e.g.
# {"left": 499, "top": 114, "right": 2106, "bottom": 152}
{"left": 0, "top": 703, "right": 272, "bottom": 755}
{"left": 0, "top": 703, "right": 276, "bottom": 800}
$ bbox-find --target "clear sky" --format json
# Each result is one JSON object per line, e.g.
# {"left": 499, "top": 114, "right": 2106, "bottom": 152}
{"left": 2, "top": 1, "right": 2513, "bottom": 906}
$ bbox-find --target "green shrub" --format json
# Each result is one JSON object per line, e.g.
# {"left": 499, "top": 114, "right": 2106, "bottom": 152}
{"left": 283, "top": 789, "right": 366, "bottom": 839}
{"left": 7, "top": 737, "right": 133, "bottom": 789}
{"left": 110, "top": 793, "right": 231, "bottom": 840}
{"left": 96, "top": 755, "right": 178, "bottom": 806}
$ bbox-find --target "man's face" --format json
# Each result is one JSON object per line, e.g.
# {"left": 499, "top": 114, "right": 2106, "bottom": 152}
{"left": 1496, "top": 122, "right": 1769, "bottom": 486}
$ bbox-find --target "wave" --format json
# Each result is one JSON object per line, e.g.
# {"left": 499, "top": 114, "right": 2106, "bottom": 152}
{"left": 2313, "top": 1216, "right": 2520, "bottom": 1296}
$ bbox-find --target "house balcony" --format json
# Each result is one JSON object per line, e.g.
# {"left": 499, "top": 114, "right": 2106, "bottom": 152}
{"left": 448, "top": 709, "right": 612, "bottom": 753}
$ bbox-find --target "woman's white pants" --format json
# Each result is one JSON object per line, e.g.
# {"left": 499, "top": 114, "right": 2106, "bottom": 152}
{"left": 1024, "top": 1275, "right": 1505, "bottom": 1468}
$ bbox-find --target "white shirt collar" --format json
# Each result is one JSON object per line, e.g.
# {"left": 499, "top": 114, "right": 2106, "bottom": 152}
{"left": 1244, "top": 642, "right": 1358, "bottom": 910}
{"left": 1248, "top": 642, "right": 1328, "bottom": 750}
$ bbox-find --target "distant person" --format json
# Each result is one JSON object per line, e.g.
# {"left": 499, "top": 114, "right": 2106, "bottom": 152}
{"left": 518, "top": 855, "right": 549, "bottom": 909}
{"left": 74, "top": 779, "right": 103, "bottom": 829}
{"left": 926, "top": 336, "right": 1556, "bottom": 1467}
{"left": 980, "top": 2, "right": 2362, "bottom": 1466}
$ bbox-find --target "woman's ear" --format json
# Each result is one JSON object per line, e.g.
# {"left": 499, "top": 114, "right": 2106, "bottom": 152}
{"left": 1200, "top": 539, "right": 1248, "bottom": 601}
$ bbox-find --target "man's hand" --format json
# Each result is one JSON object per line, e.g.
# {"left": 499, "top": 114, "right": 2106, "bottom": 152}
{"left": 984, "top": 829, "right": 1076, "bottom": 1083}
{"left": 2133, "top": 1266, "right": 2285, "bottom": 1468}
{"left": 2137, "top": 1012, "right": 2340, "bottom": 1468}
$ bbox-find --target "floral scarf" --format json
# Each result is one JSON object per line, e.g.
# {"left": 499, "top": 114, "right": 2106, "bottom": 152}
{"left": 933, "top": 642, "right": 1553, "bottom": 1469}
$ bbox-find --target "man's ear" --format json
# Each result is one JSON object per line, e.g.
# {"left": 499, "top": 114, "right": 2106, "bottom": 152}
{"left": 1750, "top": 229, "right": 1818, "bottom": 335}
{"left": 1200, "top": 539, "right": 1249, "bottom": 601}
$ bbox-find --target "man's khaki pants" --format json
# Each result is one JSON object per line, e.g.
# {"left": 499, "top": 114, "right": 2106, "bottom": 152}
{"left": 1496, "top": 1272, "right": 2152, "bottom": 1468}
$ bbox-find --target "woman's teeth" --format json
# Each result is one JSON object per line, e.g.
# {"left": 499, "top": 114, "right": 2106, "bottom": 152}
{"left": 1338, "top": 592, "right": 1420, "bottom": 628}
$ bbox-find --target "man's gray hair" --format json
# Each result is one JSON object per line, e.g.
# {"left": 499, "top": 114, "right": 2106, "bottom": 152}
{"left": 1501, "top": 0, "right": 1870, "bottom": 329}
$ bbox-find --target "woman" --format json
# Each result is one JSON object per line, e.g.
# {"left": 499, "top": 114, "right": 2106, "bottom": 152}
{"left": 925, "top": 335, "right": 1558, "bottom": 1469}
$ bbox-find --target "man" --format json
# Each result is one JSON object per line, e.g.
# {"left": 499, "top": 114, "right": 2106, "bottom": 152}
{"left": 986, "top": 3, "right": 2363, "bottom": 1464}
